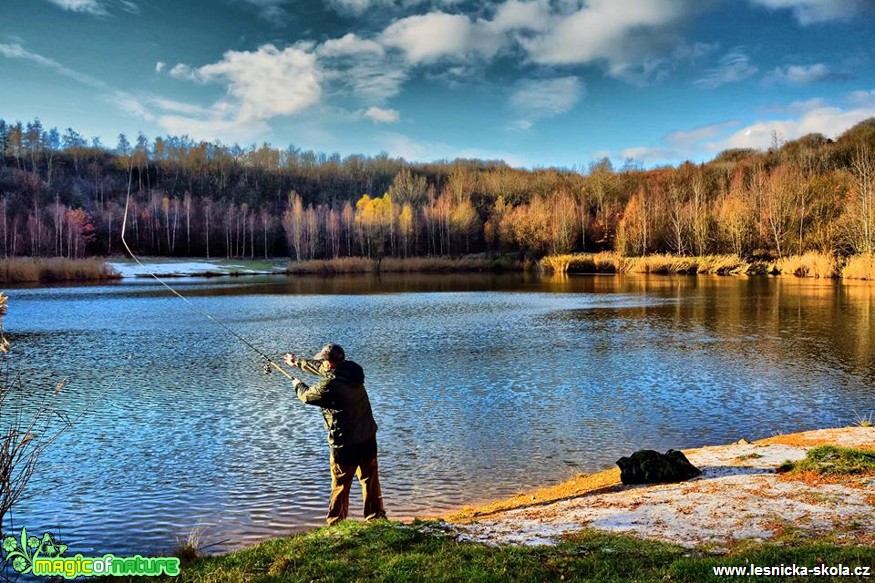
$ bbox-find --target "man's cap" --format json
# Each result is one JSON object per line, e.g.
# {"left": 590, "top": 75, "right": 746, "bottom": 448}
{"left": 314, "top": 343, "right": 345, "bottom": 362}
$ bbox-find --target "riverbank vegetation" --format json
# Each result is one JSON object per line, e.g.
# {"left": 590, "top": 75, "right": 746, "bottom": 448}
{"left": 540, "top": 251, "right": 875, "bottom": 279}
{"left": 286, "top": 256, "right": 521, "bottom": 274}
{"left": 779, "top": 445, "right": 875, "bottom": 477}
{"left": 1, "top": 118, "right": 874, "bottom": 268}
{"left": 0, "top": 258, "right": 119, "bottom": 282}
{"left": 103, "top": 520, "right": 875, "bottom": 582}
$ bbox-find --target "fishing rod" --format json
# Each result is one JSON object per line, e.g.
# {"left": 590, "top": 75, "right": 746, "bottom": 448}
{"left": 119, "top": 192, "right": 296, "bottom": 381}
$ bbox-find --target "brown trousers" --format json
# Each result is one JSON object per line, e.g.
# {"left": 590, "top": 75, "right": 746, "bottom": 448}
{"left": 327, "top": 450, "right": 386, "bottom": 525}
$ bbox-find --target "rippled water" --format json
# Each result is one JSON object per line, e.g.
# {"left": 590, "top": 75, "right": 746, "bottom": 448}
{"left": 2, "top": 273, "right": 873, "bottom": 555}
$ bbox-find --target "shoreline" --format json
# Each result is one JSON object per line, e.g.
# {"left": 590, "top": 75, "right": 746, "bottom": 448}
{"left": 1, "top": 253, "right": 875, "bottom": 282}
{"left": 119, "top": 425, "right": 874, "bottom": 582}
{"left": 438, "top": 426, "right": 874, "bottom": 549}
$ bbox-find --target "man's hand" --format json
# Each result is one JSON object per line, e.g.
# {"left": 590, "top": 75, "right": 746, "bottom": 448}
{"left": 283, "top": 352, "right": 298, "bottom": 367}
{"left": 292, "top": 377, "right": 303, "bottom": 389}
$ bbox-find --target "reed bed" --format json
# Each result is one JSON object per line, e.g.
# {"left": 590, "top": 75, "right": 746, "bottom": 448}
{"left": 620, "top": 254, "right": 749, "bottom": 275}
{"left": 286, "top": 256, "right": 521, "bottom": 275}
{"left": 0, "top": 258, "right": 121, "bottom": 283}
{"left": 541, "top": 253, "right": 749, "bottom": 275}
{"left": 842, "top": 253, "right": 875, "bottom": 280}
{"left": 772, "top": 252, "right": 839, "bottom": 278}
{"left": 540, "top": 252, "right": 875, "bottom": 278}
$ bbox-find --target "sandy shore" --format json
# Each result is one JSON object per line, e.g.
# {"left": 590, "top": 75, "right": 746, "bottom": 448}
{"left": 439, "top": 427, "right": 875, "bottom": 550}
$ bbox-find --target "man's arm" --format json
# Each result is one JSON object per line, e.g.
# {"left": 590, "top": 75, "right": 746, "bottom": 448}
{"left": 294, "top": 376, "right": 332, "bottom": 407}
{"left": 284, "top": 353, "right": 328, "bottom": 377}
{"left": 295, "top": 358, "right": 327, "bottom": 377}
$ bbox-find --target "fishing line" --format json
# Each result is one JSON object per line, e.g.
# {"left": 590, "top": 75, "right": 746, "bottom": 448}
{"left": 120, "top": 193, "right": 295, "bottom": 381}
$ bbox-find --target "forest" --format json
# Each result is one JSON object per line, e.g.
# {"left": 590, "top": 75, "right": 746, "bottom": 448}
{"left": 0, "top": 117, "right": 873, "bottom": 263}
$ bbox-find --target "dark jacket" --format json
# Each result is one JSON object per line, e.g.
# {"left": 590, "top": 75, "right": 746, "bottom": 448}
{"left": 293, "top": 358, "right": 378, "bottom": 451}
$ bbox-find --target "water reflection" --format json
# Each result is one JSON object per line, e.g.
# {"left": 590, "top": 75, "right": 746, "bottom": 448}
{"left": 2, "top": 273, "right": 873, "bottom": 555}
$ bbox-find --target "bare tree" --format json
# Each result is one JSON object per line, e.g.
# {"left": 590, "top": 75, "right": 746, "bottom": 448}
{"left": 0, "top": 294, "right": 72, "bottom": 542}
{"left": 846, "top": 146, "right": 875, "bottom": 254}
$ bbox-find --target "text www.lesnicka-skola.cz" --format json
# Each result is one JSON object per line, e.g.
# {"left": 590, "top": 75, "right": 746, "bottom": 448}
{"left": 713, "top": 563, "right": 870, "bottom": 577}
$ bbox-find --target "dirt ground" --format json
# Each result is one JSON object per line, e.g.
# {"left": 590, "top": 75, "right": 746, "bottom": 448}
{"left": 440, "top": 427, "right": 875, "bottom": 550}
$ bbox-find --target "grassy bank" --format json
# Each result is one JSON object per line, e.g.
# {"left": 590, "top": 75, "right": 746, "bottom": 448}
{"left": 0, "top": 258, "right": 120, "bottom": 283}
{"left": 286, "top": 256, "right": 523, "bottom": 275}
{"left": 96, "top": 427, "right": 874, "bottom": 582}
{"left": 541, "top": 251, "right": 875, "bottom": 279}
{"left": 103, "top": 520, "right": 875, "bottom": 582}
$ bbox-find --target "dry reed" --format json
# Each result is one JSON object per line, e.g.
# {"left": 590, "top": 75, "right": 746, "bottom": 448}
{"left": 541, "top": 253, "right": 748, "bottom": 275}
{"left": 0, "top": 258, "right": 121, "bottom": 283}
{"left": 286, "top": 256, "right": 521, "bottom": 275}
{"left": 772, "top": 252, "right": 839, "bottom": 278}
{"left": 842, "top": 253, "right": 875, "bottom": 280}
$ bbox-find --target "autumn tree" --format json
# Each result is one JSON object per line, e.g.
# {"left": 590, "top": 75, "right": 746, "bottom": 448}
{"left": 841, "top": 146, "right": 875, "bottom": 254}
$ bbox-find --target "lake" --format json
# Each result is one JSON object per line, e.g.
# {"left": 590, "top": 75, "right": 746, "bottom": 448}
{"left": 2, "top": 273, "right": 873, "bottom": 555}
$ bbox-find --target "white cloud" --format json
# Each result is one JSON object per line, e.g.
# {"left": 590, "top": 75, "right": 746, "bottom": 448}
{"left": 621, "top": 146, "right": 678, "bottom": 164}
{"left": 325, "top": 0, "right": 384, "bottom": 15}
{"left": 237, "top": 0, "right": 288, "bottom": 20}
{"left": 847, "top": 90, "right": 875, "bottom": 107}
{"left": 665, "top": 121, "right": 741, "bottom": 149}
{"left": 155, "top": 61, "right": 165, "bottom": 74}
{"left": 764, "top": 63, "right": 848, "bottom": 84}
{"left": 318, "top": 34, "right": 385, "bottom": 58}
{"left": 318, "top": 34, "right": 406, "bottom": 104}
{"left": 113, "top": 92, "right": 156, "bottom": 121}
{"left": 508, "top": 120, "right": 533, "bottom": 131}
{"left": 156, "top": 116, "right": 271, "bottom": 142}
{"left": 508, "top": 76, "right": 584, "bottom": 129}
{"left": 377, "top": 132, "right": 526, "bottom": 166}
{"left": 0, "top": 42, "right": 107, "bottom": 88}
{"left": 322, "top": 0, "right": 464, "bottom": 17}
{"left": 706, "top": 104, "right": 875, "bottom": 152}
{"left": 364, "top": 107, "right": 400, "bottom": 123}
{"left": 149, "top": 44, "right": 322, "bottom": 142}
{"left": 168, "top": 63, "right": 203, "bottom": 81}
{"left": 489, "top": 0, "right": 551, "bottom": 33}
{"left": 748, "top": 0, "right": 867, "bottom": 24}
{"left": 44, "top": 0, "right": 139, "bottom": 15}
{"left": 519, "top": 0, "right": 693, "bottom": 81}
{"left": 616, "top": 94, "right": 875, "bottom": 166}
{"left": 44, "top": 0, "right": 107, "bottom": 14}
{"left": 695, "top": 50, "right": 758, "bottom": 88}
{"left": 118, "top": 0, "right": 139, "bottom": 13}
{"left": 381, "top": 11, "right": 502, "bottom": 64}
{"left": 186, "top": 43, "right": 321, "bottom": 122}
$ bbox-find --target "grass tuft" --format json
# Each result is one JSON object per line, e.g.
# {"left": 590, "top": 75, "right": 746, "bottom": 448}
{"left": 778, "top": 445, "right": 875, "bottom": 476}
{"left": 174, "top": 526, "right": 206, "bottom": 564}
{"left": 851, "top": 410, "right": 874, "bottom": 428}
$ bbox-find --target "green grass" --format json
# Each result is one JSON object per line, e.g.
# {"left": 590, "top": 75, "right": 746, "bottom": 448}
{"left": 99, "top": 520, "right": 875, "bottom": 582}
{"left": 779, "top": 445, "right": 875, "bottom": 475}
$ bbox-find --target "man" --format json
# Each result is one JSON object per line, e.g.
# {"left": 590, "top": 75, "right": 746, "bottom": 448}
{"left": 283, "top": 343, "right": 386, "bottom": 525}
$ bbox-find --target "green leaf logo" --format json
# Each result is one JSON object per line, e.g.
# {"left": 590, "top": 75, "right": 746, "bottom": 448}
{"left": 1, "top": 527, "right": 66, "bottom": 574}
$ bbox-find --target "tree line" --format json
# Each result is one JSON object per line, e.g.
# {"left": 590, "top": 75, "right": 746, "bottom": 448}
{"left": 0, "top": 117, "right": 873, "bottom": 261}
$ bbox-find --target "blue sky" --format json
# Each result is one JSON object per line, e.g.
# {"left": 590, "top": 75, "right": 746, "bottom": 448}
{"left": 1, "top": 0, "right": 874, "bottom": 169}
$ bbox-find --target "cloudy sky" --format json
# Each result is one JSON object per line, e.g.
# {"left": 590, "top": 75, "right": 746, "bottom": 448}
{"left": 1, "top": 0, "right": 874, "bottom": 168}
